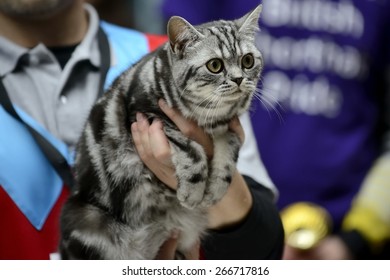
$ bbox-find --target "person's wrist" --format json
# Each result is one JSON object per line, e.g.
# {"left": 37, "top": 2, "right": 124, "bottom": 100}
{"left": 207, "top": 170, "right": 253, "bottom": 230}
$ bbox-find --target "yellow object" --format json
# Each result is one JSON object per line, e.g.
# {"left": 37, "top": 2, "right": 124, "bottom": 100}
{"left": 342, "top": 153, "right": 390, "bottom": 252}
{"left": 343, "top": 206, "right": 390, "bottom": 252}
{"left": 281, "top": 202, "right": 332, "bottom": 250}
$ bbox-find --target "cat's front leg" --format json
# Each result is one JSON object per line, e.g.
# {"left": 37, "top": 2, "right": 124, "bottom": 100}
{"left": 201, "top": 132, "right": 241, "bottom": 207}
{"left": 165, "top": 127, "right": 209, "bottom": 209}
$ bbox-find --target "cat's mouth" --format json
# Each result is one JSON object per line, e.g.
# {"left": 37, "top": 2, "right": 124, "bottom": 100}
{"left": 222, "top": 89, "right": 247, "bottom": 100}
{"left": 221, "top": 95, "right": 245, "bottom": 105}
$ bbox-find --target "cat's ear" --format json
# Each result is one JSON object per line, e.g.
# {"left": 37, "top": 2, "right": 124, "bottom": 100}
{"left": 167, "top": 16, "right": 204, "bottom": 55}
{"left": 236, "top": 4, "right": 262, "bottom": 34}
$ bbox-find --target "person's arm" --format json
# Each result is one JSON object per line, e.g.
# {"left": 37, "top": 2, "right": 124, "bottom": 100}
{"left": 202, "top": 175, "right": 284, "bottom": 259}
{"left": 131, "top": 100, "right": 284, "bottom": 259}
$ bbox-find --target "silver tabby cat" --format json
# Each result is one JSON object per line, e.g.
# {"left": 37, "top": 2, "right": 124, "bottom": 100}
{"left": 60, "top": 5, "right": 263, "bottom": 259}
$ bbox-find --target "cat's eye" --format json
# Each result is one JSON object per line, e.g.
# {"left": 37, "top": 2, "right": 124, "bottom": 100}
{"left": 241, "top": 53, "right": 255, "bottom": 69}
{"left": 206, "top": 58, "right": 224, "bottom": 73}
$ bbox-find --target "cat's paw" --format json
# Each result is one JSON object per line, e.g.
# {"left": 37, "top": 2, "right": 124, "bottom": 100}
{"left": 177, "top": 184, "right": 205, "bottom": 209}
{"left": 199, "top": 187, "right": 227, "bottom": 208}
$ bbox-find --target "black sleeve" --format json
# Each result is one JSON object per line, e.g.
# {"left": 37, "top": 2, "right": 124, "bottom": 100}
{"left": 201, "top": 176, "right": 285, "bottom": 259}
{"left": 338, "top": 230, "right": 372, "bottom": 259}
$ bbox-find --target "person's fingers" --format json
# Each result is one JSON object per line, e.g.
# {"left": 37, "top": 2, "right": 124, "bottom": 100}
{"left": 132, "top": 115, "right": 178, "bottom": 189}
{"left": 131, "top": 122, "right": 145, "bottom": 158}
{"left": 136, "top": 112, "right": 153, "bottom": 160}
{"left": 155, "top": 230, "right": 180, "bottom": 260}
{"left": 184, "top": 239, "right": 200, "bottom": 260}
{"left": 155, "top": 232, "right": 200, "bottom": 260}
{"left": 148, "top": 119, "right": 178, "bottom": 189}
{"left": 149, "top": 118, "right": 172, "bottom": 165}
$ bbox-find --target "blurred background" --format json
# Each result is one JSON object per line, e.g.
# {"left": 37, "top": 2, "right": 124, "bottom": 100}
{"left": 86, "top": 0, "right": 165, "bottom": 33}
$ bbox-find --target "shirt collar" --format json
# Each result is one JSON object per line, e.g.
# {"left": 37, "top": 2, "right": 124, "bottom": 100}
{"left": 0, "top": 3, "right": 101, "bottom": 77}
{"left": 72, "top": 3, "right": 100, "bottom": 68}
{"left": 0, "top": 37, "right": 28, "bottom": 77}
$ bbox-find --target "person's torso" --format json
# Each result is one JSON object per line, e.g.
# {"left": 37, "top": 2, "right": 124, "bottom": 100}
{"left": 0, "top": 20, "right": 164, "bottom": 259}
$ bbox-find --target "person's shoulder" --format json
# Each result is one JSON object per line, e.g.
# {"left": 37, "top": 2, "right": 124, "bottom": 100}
{"left": 100, "top": 21, "right": 167, "bottom": 51}
{"left": 100, "top": 21, "right": 145, "bottom": 42}
{"left": 99, "top": 21, "right": 167, "bottom": 88}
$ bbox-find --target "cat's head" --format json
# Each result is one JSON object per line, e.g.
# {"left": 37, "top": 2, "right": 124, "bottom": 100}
{"left": 167, "top": 4, "right": 263, "bottom": 126}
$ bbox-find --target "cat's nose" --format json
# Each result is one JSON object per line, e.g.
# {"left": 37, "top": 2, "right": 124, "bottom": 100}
{"left": 232, "top": 77, "right": 243, "bottom": 86}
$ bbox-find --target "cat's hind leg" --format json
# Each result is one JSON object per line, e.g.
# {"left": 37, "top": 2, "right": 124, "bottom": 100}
{"left": 60, "top": 196, "right": 156, "bottom": 260}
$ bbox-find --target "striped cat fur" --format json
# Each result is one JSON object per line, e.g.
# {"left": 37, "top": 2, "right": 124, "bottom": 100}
{"left": 60, "top": 4, "right": 263, "bottom": 259}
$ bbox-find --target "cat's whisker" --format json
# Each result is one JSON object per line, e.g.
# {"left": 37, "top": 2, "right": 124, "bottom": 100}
{"left": 252, "top": 88, "right": 284, "bottom": 123}
{"left": 211, "top": 94, "right": 223, "bottom": 132}
{"left": 255, "top": 83, "right": 284, "bottom": 112}
{"left": 201, "top": 94, "right": 219, "bottom": 130}
{"left": 257, "top": 80, "right": 284, "bottom": 109}
{"left": 179, "top": 82, "right": 193, "bottom": 100}
{"left": 187, "top": 94, "right": 212, "bottom": 121}
{"left": 210, "top": 96, "right": 222, "bottom": 132}
{"left": 189, "top": 88, "right": 220, "bottom": 123}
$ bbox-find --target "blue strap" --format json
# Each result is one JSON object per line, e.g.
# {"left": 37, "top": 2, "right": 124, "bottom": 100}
{"left": 100, "top": 21, "right": 150, "bottom": 90}
{"left": 0, "top": 106, "right": 72, "bottom": 230}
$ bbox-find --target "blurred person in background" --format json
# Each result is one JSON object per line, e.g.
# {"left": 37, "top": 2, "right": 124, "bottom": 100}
{"left": 0, "top": 0, "right": 283, "bottom": 259}
{"left": 88, "top": 0, "right": 165, "bottom": 33}
{"left": 162, "top": 0, "right": 390, "bottom": 259}
{"left": 85, "top": 0, "right": 135, "bottom": 28}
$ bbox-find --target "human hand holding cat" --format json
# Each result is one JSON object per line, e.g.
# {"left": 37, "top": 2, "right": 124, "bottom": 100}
{"left": 131, "top": 99, "right": 216, "bottom": 189}
{"left": 131, "top": 100, "right": 252, "bottom": 230}
{"left": 155, "top": 230, "right": 200, "bottom": 260}
{"left": 131, "top": 112, "right": 178, "bottom": 188}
